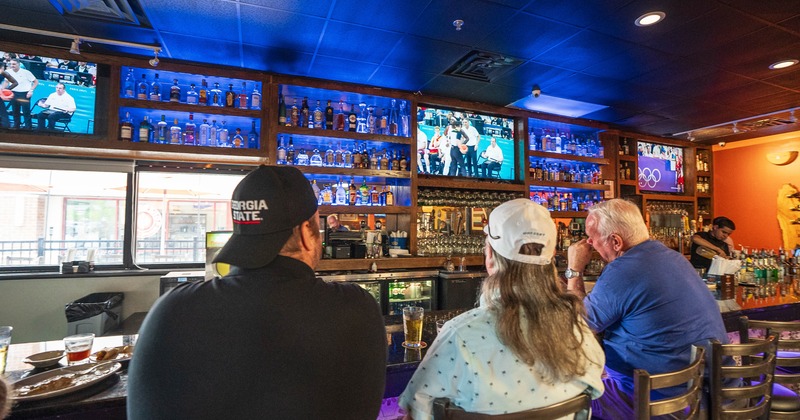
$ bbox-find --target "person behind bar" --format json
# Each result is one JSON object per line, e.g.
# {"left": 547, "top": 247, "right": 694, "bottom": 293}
{"left": 690, "top": 216, "right": 736, "bottom": 271}
{"left": 128, "top": 166, "right": 387, "bottom": 420}
{"left": 566, "top": 199, "right": 729, "bottom": 419}
{"left": 400, "top": 199, "right": 604, "bottom": 419}
{"left": 327, "top": 214, "right": 349, "bottom": 232}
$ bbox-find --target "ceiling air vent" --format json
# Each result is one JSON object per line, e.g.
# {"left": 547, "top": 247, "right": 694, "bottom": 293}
{"left": 49, "top": 0, "right": 150, "bottom": 26}
{"left": 446, "top": 50, "right": 521, "bottom": 82}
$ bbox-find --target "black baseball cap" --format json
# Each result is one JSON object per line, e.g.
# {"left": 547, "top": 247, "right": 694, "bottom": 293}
{"left": 213, "top": 165, "right": 318, "bottom": 269}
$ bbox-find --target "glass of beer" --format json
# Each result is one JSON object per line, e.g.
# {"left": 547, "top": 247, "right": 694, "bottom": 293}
{"left": 64, "top": 333, "right": 94, "bottom": 365}
{"left": 402, "top": 306, "right": 426, "bottom": 349}
{"left": 0, "top": 326, "right": 12, "bottom": 375}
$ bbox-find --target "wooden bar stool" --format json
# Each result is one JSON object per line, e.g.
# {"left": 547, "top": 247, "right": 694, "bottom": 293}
{"left": 432, "top": 390, "right": 591, "bottom": 420}
{"left": 633, "top": 345, "right": 705, "bottom": 419}
{"left": 709, "top": 336, "right": 777, "bottom": 420}
{"left": 738, "top": 316, "right": 800, "bottom": 419}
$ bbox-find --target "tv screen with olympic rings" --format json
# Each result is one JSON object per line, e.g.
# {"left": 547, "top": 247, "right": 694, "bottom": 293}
{"left": 637, "top": 141, "right": 685, "bottom": 194}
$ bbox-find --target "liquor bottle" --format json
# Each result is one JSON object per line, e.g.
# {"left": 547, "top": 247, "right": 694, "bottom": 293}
{"left": 278, "top": 94, "right": 287, "bottom": 125}
{"left": 348, "top": 177, "right": 357, "bottom": 205}
{"left": 359, "top": 177, "right": 370, "bottom": 205}
{"left": 186, "top": 83, "right": 199, "bottom": 105}
{"left": 379, "top": 186, "right": 387, "bottom": 206}
{"left": 169, "top": 118, "right": 182, "bottom": 144}
{"left": 369, "top": 148, "right": 378, "bottom": 169}
{"left": 385, "top": 186, "right": 394, "bottom": 206}
{"left": 277, "top": 136, "right": 287, "bottom": 165}
{"left": 237, "top": 82, "right": 248, "bottom": 109}
{"left": 209, "top": 119, "right": 219, "bottom": 146}
{"left": 198, "top": 119, "right": 211, "bottom": 146}
{"left": 390, "top": 150, "right": 399, "bottom": 170}
{"left": 119, "top": 111, "right": 133, "bottom": 141}
{"left": 334, "top": 100, "right": 346, "bottom": 131}
{"left": 198, "top": 79, "right": 208, "bottom": 106}
{"left": 123, "top": 68, "right": 135, "bottom": 98}
{"left": 296, "top": 148, "right": 309, "bottom": 166}
{"left": 232, "top": 128, "right": 244, "bottom": 148}
{"left": 347, "top": 103, "right": 358, "bottom": 132}
{"left": 136, "top": 74, "right": 148, "bottom": 100}
{"left": 311, "top": 180, "right": 320, "bottom": 202}
{"left": 324, "top": 142, "right": 335, "bottom": 167}
{"left": 400, "top": 150, "right": 408, "bottom": 171}
{"left": 210, "top": 82, "right": 223, "bottom": 107}
{"left": 325, "top": 100, "right": 334, "bottom": 130}
{"left": 341, "top": 143, "right": 352, "bottom": 168}
{"left": 138, "top": 116, "right": 152, "bottom": 143}
{"left": 352, "top": 142, "right": 363, "bottom": 168}
{"left": 310, "top": 148, "right": 323, "bottom": 166}
{"left": 356, "top": 102, "right": 368, "bottom": 133}
{"left": 367, "top": 106, "right": 376, "bottom": 134}
{"left": 388, "top": 99, "right": 398, "bottom": 135}
{"left": 380, "top": 149, "right": 389, "bottom": 170}
{"left": 313, "top": 100, "right": 324, "bottom": 129}
{"left": 250, "top": 84, "right": 261, "bottom": 110}
{"left": 321, "top": 184, "right": 332, "bottom": 205}
{"left": 218, "top": 121, "right": 229, "bottom": 147}
{"left": 370, "top": 186, "right": 379, "bottom": 206}
{"left": 156, "top": 115, "right": 168, "bottom": 144}
{"left": 225, "top": 84, "right": 236, "bottom": 107}
{"left": 247, "top": 120, "right": 258, "bottom": 149}
{"left": 170, "top": 79, "right": 181, "bottom": 103}
{"left": 399, "top": 100, "right": 409, "bottom": 137}
{"left": 289, "top": 98, "right": 299, "bottom": 127}
{"left": 379, "top": 109, "right": 388, "bottom": 135}
{"left": 300, "top": 97, "right": 310, "bottom": 128}
{"left": 184, "top": 113, "right": 196, "bottom": 145}
{"left": 149, "top": 73, "right": 162, "bottom": 101}
{"left": 286, "top": 136, "right": 296, "bottom": 164}
{"left": 334, "top": 142, "right": 344, "bottom": 167}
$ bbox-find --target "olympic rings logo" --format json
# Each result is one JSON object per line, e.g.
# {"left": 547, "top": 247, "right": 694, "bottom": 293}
{"left": 638, "top": 167, "right": 661, "bottom": 188}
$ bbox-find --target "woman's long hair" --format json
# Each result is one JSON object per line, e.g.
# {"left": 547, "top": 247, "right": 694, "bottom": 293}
{"left": 482, "top": 242, "right": 590, "bottom": 383}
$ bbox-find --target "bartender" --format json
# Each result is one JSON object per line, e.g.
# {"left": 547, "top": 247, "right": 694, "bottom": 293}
{"left": 690, "top": 216, "right": 735, "bottom": 271}
{"left": 327, "top": 214, "right": 349, "bottom": 232}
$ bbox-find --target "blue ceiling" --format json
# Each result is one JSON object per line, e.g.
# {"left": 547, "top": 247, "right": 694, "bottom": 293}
{"left": 1, "top": 0, "right": 798, "bottom": 144}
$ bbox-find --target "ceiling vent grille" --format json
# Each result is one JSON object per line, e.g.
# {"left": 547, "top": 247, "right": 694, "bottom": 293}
{"left": 446, "top": 50, "right": 521, "bottom": 82}
{"left": 49, "top": 0, "right": 150, "bottom": 26}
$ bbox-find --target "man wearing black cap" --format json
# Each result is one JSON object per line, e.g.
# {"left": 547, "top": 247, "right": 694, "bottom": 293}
{"left": 128, "top": 166, "right": 387, "bottom": 420}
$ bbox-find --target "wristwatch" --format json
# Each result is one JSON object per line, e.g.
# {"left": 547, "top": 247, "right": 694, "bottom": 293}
{"left": 564, "top": 268, "right": 582, "bottom": 279}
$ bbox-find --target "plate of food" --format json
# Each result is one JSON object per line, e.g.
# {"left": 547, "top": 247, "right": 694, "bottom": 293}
{"left": 91, "top": 345, "right": 134, "bottom": 363}
{"left": 12, "top": 361, "right": 121, "bottom": 402}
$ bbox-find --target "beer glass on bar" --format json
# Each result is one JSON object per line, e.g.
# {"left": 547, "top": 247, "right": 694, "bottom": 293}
{"left": 64, "top": 333, "right": 94, "bottom": 365}
{"left": 402, "top": 306, "right": 426, "bottom": 349}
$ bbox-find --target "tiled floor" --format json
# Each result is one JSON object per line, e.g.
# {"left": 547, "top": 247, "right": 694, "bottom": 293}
{"left": 377, "top": 397, "right": 405, "bottom": 420}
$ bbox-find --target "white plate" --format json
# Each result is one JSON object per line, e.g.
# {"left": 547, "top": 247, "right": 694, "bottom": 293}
{"left": 12, "top": 361, "right": 121, "bottom": 402}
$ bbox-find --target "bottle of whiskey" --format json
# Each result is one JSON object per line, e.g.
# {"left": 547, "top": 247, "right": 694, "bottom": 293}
{"left": 184, "top": 113, "right": 196, "bottom": 145}
{"left": 250, "top": 84, "right": 261, "bottom": 110}
{"left": 136, "top": 74, "right": 148, "bottom": 100}
{"left": 352, "top": 142, "right": 363, "bottom": 168}
{"left": 341, "top": 143, "right": 352, "bottom": 168}
{"left": 380, "top": 149, "right": 389, "bottom": 170}
{"left": 313, "top": 100, "right": 324, "bottom": 129}
{"left": 286, "top": 136, "right": 296, "bottom": 164}
{"left": 218, "top": 121, "right": 229, "bottom": 146}
{"left": 138, "top": 116, "right": 152, "bottom": 143}
{"left": 348, "top": 177, "right": 357, "bottom": 205}
{"left": 169, "top": 118, "right": 182, "bottom": 144}
{"left": 198, "top": 79, "right": 208, "bottom": 106}
{"left": 347, "top": 103, "right": 358, "bottom": 132}
{"left": 367, "top": 106, "right": 376, "bottom": 134}
{"left": 324, "top": 142, "right": 335, "bottom": 167}
{"left": 119, "top": 111, "right": 133, "bottom": 141}
{"left": 123, "top": 68, "right": 134, "bottom": 98}
{"left": 300, "top": 97, "right": 310, "bottom": 128}
{"left": 186, "top": 83, "right": 198, "bottom": 105}
{"left": 169, "top": 79, "right": 181, "bottom": 103}
{"left": 199, "top": 119, "right": 210, "bottom": 146}
{"left": 290, "top": 98, "right": 299, "bottom": 127}
{"left": 385, "top": 186, "right": 394, "bottom": 206}
{"left": 325, "top": 100, "right": 334, "bottom": 130}
{"left": 370, "top": 186, "right": 379, "bottom": 206}
{"left": 232, "top": 128, "right": 244, "bottom": 148}
{"left": 277, "top": 136, "right": 287, "bottom": 164}
{"left": 247, "top": 121, "right": 258, "bottom": 149}
{"left": 237, "top": 82, "right": 248, "bottom": 109}
{"left": 156, "top": 115, "right": 168, "bottom": 144}
{"left": 149, "top": 73, "right": 161, "bottom": 101}
{"left": 225, "top": 84, "right": 236, "bottom": 107}
{"left": 210, "top": 82, "right": 223, "bottom": 107}
{"left": 335, "top": 100, "right": 346, "bottom": 131}
{"left": 278, "top": 94, "right": 287, "bottom": 125}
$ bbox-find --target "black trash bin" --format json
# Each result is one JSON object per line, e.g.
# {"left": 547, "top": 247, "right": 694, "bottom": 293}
{"left": 65, "top": 292, "right": 124, "bottom": 336}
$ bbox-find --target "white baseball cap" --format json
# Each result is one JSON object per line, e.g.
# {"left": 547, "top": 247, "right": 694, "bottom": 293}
{"left": 484, "top": 198, "right": 556, "bottom": 265}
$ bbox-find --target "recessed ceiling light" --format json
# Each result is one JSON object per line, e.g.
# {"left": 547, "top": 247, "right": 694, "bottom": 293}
{"left": 769, "top": 59, "right": 798, "bottom": 70}
{"left": 635, "top": 11, "right": 666, "bottom": 26}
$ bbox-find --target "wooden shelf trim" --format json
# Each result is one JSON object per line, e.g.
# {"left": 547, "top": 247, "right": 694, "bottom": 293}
{"left": 293, "top": 166, "right": 411, "bottom": 178}
{"left": 527, "top": 150, "right": 610, "bottom": 165}
{"left": 619, "top": 179, "right": 638, "bottom": 186}
{"left": 316, "top": 255, "right": 485, "bottom": 271}
{"left": 416, "top": 177, "right": 527, "bottom": 192}
{"left": 275, "top": 126, "right": 412, "bottom": 145}
{"left": 318, "top": 205, "right": 412, "bottom": 214}
{"left": 119, "top": 98, "right": 262, "bottom": 118}
{"left": 528, "top": 180, "right": 610, "bottom": 191}
{"left": 618, "top": 155, "right": 637, "bottom": 162}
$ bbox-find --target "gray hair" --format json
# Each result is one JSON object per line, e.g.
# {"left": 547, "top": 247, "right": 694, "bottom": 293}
{"left": 587, "top": 199, "right": 649, "bottom": 246}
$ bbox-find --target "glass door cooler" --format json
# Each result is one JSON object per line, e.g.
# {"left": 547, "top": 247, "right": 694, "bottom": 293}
{"left": 318, "top": 272, "right": 385, "bottom": 314}
{"left": 385, "top": 271, "right": 438, "bottom": 315}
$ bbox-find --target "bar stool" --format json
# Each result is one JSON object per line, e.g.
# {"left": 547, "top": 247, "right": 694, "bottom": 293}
{"left": 738, "top": 316, "right": 800, "bottom": 419}
{"left": 633, "top": 345, "right": 705, "bottom": 419}
{"left": 709, "top": 336, "right": 777, "bottom": 420}
{"left": 432, "top": 390, "right": 591, "bottom": 420}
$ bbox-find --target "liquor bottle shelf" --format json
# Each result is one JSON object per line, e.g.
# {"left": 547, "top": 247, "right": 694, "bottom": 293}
{"left": 318, "top": 205, "right": 413, "bottom": 214}
{"left": 275, "top": 126, "right": 412, "bottom": 145}
{"left": 119, "top": 98, "right": 262, "bottom": 118}
{"left": 550, "top": 211, "right": 589, "bottom": 218}
{"left": 416, "top": 177, "right": 527, "bottom": 192}
{"left": 291, "top": 166, "right": 411, "bottom": 178}
{"left": 527, "top": 150, "right": 610, "bottom": 165}
{"left": 315, "top": 255, "right": 485, "bottom": 271}
{"left": 528, "top": 180, "right": 610, "bottom": 191}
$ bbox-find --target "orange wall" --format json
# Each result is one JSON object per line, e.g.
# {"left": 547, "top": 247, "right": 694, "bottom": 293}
{"left": 712, "top": 135, "right": 800, "bottom": 252}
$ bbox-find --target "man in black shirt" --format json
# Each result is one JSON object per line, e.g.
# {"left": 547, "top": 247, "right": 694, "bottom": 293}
{"left": 690, "top": 216, "right": 736, "bottom": 271}
{"left": 128, "top": 166, "right": 387, "bottom": 420}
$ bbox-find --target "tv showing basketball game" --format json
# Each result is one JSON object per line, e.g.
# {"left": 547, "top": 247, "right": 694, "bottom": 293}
{"left": 1, "top": 50, "right": 97, "bottom": 134}
{"left": 417, "top": 106, "right": 515, "bottom": 181}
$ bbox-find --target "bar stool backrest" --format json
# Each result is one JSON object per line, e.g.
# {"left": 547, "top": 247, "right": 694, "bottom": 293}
{"left": 432, "top": 390, "right": 591, "bottom": 420}
{"left": 633, "top": 345, "right": 705, "bottom": 419}
{"left": 709, "top": 335, "right": 777, "bottom": 420}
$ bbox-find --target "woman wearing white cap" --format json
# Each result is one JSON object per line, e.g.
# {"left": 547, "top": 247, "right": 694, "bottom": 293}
{"left": 400, "top": 199, "right": 604, "bottom": 419}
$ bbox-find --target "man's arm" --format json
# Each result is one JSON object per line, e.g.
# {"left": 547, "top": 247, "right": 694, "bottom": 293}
{"left": 566, "top": 239, "right": 592, "bottom": 299}
{"left": 26, "top": 77, "right": 38, "bottom": 99}
{"left": 691, "top": 233, "right": 728, "bottom": 257}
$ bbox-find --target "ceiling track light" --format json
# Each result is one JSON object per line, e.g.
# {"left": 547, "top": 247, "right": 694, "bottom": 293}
{"left": 687, "top": 131, "right": 695, "bottom": 141}
{"left": 70, "top": 38, "right": 81, "bottom": 55}
{"left": 453, "top": 19, "right": 464, "bottom": 31}
{"left": 0, "top": 23, "right": 160, "bottom": 58}
{"left": 732, "top": 122, "right": 741, "bottom": 134}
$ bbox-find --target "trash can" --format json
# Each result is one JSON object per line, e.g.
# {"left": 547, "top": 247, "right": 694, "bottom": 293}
{"left": 65, "top": 292, "right": 124, "bottom": 336}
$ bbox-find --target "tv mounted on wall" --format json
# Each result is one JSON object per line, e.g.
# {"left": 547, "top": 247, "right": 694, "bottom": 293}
{"left": 1, "top": 50, "right": 98, "bottom": 134}
{"left": 417, "top": 105, "right": 515, "bottom": 181}
{"left": 637, "top": 141, "right": 685, "bottom": 194}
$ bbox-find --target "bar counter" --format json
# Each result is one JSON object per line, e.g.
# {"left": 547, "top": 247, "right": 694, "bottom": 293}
{"left": 4, "top": 298, "right": 799, "bottom": 419}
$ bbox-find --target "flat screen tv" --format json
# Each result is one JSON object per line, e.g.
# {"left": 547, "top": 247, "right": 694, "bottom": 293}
{"left": 1, "top": 51, "right": 97, "bottom": 134}
{"left": 637, "top": 141, "right": 685, "bottom": 194}
{"left": 417, "top": 106, "right": 515, "bottom": 181}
